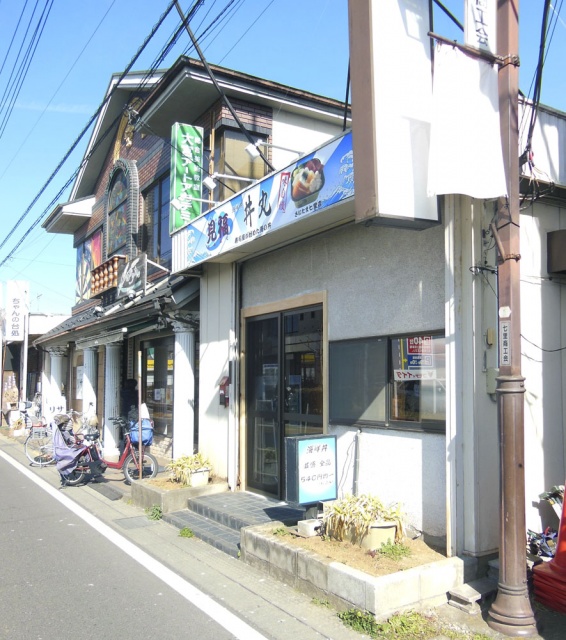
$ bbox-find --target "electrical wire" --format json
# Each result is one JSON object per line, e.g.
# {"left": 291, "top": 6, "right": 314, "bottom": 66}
{"left": 0, "top": 0, "right": 117, "bottom": 183}
{"left": 521, "top": 334, "right": 566, "bottom": 353}
{"left": 521, "top": 0, "right": 551, "bottom": 167}
{"left": 0, "top": 0, "right": 207, "bottom": 271}
{"left": 215, "top": 0, "right": 274, "bottom": 65}
{"left": 0, "top": 0, "right": 31, "bottom": 79}
{"left": 0, "top": 0, "right": 183, "bottom": 257}
{"left": 174, "top": 0, "right": 274, "bottom": 171}
{"left": 1, "top": 0, "right": 319, "bottom": 274}
{"left": 0, "top": 0, "right": 43, "bottom": 128}
{"left": 0, "top": 0, "right": 54, "bottom": 142}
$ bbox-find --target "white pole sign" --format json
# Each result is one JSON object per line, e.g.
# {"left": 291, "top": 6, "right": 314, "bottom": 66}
{"left": 6, "top": 281, "right": 28, "bottom": 342}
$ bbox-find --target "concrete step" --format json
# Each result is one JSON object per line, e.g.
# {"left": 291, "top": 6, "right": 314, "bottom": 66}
{"left": 187, "top": 493, "right": 303, "bottom": 530}
{"left": 163, "top": 509, "right": 242, "bottom": 558}
{"left": 448, "top": 577, "right": 498, "bottom": 614}
{"left": 164, "top": 492, "right": 303, "bottom": 560}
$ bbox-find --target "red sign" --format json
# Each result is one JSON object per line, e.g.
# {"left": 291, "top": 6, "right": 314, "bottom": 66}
{"left": 407, "top": 336, "right": 432, "bottom": 354}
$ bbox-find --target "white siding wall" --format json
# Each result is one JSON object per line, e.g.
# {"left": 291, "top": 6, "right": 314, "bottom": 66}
{"left": 271, "top": 111, "right": 343, "bottom": 170}
{"left": 241, "top": 220, "right": 447, "bottom": 538}
{"left": 446, "top": 196, "right": 500, "bottom": 557}
{"left": 520, "top": 202, "right": 566, "bottom": 532}
{"left": 199, "top": 263, "right": 233, "bottom": 479}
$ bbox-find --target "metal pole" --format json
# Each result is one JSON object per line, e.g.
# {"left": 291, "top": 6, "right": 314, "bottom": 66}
{"left": 138, "top": 350, "right": 143, "bottom": 477}
{"left": 20, "top": 311, "right": 29, "bottom": 404}
{"left": 487, "top": 0, "right": 537, "bottom": 634}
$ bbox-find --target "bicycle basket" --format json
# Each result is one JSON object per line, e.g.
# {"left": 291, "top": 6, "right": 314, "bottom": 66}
{"left": 129, "top": 418, "right": 153, "bottom": 446}
{"left": 31, "top": 426, "right": 48, "bottom": 439}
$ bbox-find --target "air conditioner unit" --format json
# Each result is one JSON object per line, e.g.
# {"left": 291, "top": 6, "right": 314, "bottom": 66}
{"left": 547, "top": 230, "right": 566, "bottom": 274}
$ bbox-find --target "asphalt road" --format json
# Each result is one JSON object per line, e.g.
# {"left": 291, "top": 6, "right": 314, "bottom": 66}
{"left": 0, "top": 454, "right": 261, "bottom": 640}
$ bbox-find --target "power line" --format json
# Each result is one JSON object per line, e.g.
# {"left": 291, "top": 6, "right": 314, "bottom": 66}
{"left": 174, "top": 1, "right": 274, "bottom": 171}
{"left": 0, "top": 0, "right": 31, "bottom": 79}
{"left": 0, "top": 0, "right": 273, "bottom": 274}
{"left": 0, "top": 0, "right": 54, "bottom": 142}
{"left": 0, "top": 0, "right": 41, "bottom": 119}
{"left": 0, "top": 0, "right": 181, "bottom": 257}
{"left": 0, "top": 0, "right": 207, "bottom": 271}
{"left": 0, "top": 0, "right": 117, "bottom": 182}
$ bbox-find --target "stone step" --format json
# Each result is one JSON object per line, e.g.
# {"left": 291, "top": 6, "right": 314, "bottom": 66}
{"left": 187, "top": 493, "right": 303, "bottom": 531}
{"left": 164, "top": 492, "right": 304, "bottom": 560}
{"left": 448, "top": 577, "right": 498, "bottom": 614}
{"left": 163, "top": 509, "right": 242, "bottom": 558}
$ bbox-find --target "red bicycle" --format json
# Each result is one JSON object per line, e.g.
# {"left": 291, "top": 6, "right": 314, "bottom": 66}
{"left": 56, "top": 416, "right": 158, "bottom": 486}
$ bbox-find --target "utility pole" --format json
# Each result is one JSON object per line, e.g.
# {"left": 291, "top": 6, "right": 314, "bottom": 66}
{"left": 487, "top": 0, "right": 537, "bottom": 635}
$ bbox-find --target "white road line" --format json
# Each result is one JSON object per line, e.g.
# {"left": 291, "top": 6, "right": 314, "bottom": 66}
{"left": 0, "top": 449, "right": 269, "bottom": 640}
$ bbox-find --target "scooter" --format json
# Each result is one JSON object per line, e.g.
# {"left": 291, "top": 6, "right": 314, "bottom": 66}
{"left": 53, "top": 414, "right": 158, "bottom": 486}
{"left": 53, "top": 415, "right": 106, "bottom": 486}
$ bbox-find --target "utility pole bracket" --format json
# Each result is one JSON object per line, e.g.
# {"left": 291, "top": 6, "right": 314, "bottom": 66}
{"left": 490, "top": 222, "right": 521, "bottom": 263}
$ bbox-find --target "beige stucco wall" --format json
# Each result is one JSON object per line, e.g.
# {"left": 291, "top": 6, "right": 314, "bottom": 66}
{"left": 241, "top": 220, "right": 447, "bottom": 538}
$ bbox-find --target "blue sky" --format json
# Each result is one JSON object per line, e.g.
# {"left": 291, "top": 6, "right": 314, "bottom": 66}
{"left": 0, "top": 0, "right": 563, "bottom": 315}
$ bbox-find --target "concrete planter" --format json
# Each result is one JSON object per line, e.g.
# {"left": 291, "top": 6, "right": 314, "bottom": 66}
{"left": 241, "top": 522, "right": 477, "bottom": 619}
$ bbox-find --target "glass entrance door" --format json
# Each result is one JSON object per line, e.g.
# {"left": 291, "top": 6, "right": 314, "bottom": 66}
{"left": 246, "top": 307, "right": 323, "bottom": 498}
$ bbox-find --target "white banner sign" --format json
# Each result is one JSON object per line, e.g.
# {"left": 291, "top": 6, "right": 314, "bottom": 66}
{"left": 6, "top": 281, "right": 28, "bottom": 342}
{"left": 465, "top": 0, "right": 497, "bottom": 54}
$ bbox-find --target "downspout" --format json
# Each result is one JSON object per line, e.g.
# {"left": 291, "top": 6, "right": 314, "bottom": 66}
{"left": 353, "top": 428, "right": 362, "bottom": 496}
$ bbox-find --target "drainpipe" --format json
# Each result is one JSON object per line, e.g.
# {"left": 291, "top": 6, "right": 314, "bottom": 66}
{"left": 353, "top": 429, "right": 362, "bottom": 496}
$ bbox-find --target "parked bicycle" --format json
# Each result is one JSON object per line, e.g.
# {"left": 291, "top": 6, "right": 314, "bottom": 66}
{"left": 23, "top": 403, "right": 95, "bottom": 468}
{"left": 23, "top": 403, "right": 54, "bottom": 467}
{"left": 67, "top": 404, "right": 97, "bottom": 434}
{"left": 53, "top": 415, "right": 158, "bottom": 486}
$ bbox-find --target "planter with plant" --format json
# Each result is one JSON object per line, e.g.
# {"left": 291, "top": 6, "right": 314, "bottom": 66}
{"left": 167, "top": 452, "right": 212, "bottom": 487}
{"left": 323, "top": 493, "right": 405, "bottom": 549}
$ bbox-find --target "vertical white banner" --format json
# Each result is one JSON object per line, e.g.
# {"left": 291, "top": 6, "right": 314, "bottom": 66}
{"left": 6, "top": 281, "right": 28, "bottom": 342}
{"left": 465, "top": 0, "right": 497, "bottom": 53}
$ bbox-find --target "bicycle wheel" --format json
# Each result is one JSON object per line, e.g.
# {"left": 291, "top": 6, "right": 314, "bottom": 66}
{"left": 60, "top": 467, "right": 87, "bottom": 486}
{"left": 123, "top": 451, "right": 158, "bottom": 484}
{"left": 24, "top": 430, "right": 55, "bottom": 466}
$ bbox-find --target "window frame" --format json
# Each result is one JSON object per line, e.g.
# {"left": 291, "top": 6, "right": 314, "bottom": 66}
{"left": 212, "top": 127, "right": 269, "bottom": 203}
{"left": 143, "top": 173, "right": 171, "bottom": 270}
{"left": 106, "top": 169, "right": 129, "bottom": 256}
{"left": 329, "top": 331, "right": 446, "bottom": 433}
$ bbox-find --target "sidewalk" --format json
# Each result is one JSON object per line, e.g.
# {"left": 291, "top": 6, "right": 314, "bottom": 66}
{"left": 1, "top": 430, "right": 565, "bottom": 639}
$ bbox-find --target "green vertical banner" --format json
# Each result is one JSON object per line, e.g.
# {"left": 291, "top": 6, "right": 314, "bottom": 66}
{"left": 170, "top": 123, "right": 204, "bottom": 233}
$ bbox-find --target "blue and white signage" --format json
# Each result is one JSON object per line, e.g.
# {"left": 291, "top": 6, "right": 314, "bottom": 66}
{"left": 183, "top": 132, "right": 353, "bottom": 268}
{"left": 284, "top": 434, "right": 338, "bottom": 505}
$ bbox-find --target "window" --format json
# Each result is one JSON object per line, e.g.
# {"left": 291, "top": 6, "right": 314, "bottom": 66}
{"left": 144, "top": 174, "right": 171, "bottom": 270}
{"left": 329, "top": 333, "right": 446, "bottom": 432}
{"left": 75, "top": 229, "right": 102, "bottom": 303}
{"left": 142, "top": 336, "right": 174, "bottom": 435}
{"left": 330, "top": 338, "right": 387, "bottom": 423}
{"left": 107, "top": 170, "right": 128, "bottom": 255}
{"left": 213, "top": 129, "right": 268, "bottom": 202}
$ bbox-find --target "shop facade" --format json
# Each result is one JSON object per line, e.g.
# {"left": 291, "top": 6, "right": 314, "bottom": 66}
{"left": 32, "top": 19, "right": 566, "bottom": 565}
{"left": 35, "top": 57, "right": 348, "bottom": 462}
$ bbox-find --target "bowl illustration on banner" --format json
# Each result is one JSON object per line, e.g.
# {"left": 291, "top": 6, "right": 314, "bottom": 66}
{"left": 291, "top": 158, "right": 324, "bottom": 207}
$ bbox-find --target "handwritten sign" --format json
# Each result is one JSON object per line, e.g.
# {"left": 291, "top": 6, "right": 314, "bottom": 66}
{"left": 285, "top": 435, "right": 337, "bottom": 505}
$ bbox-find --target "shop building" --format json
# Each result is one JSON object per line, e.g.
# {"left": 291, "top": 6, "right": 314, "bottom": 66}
{"left": 35, "top": 0, "right": 566, "bottom": 566}
{"left": 35, "top": 57, "right": 348, "bottom": 462}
